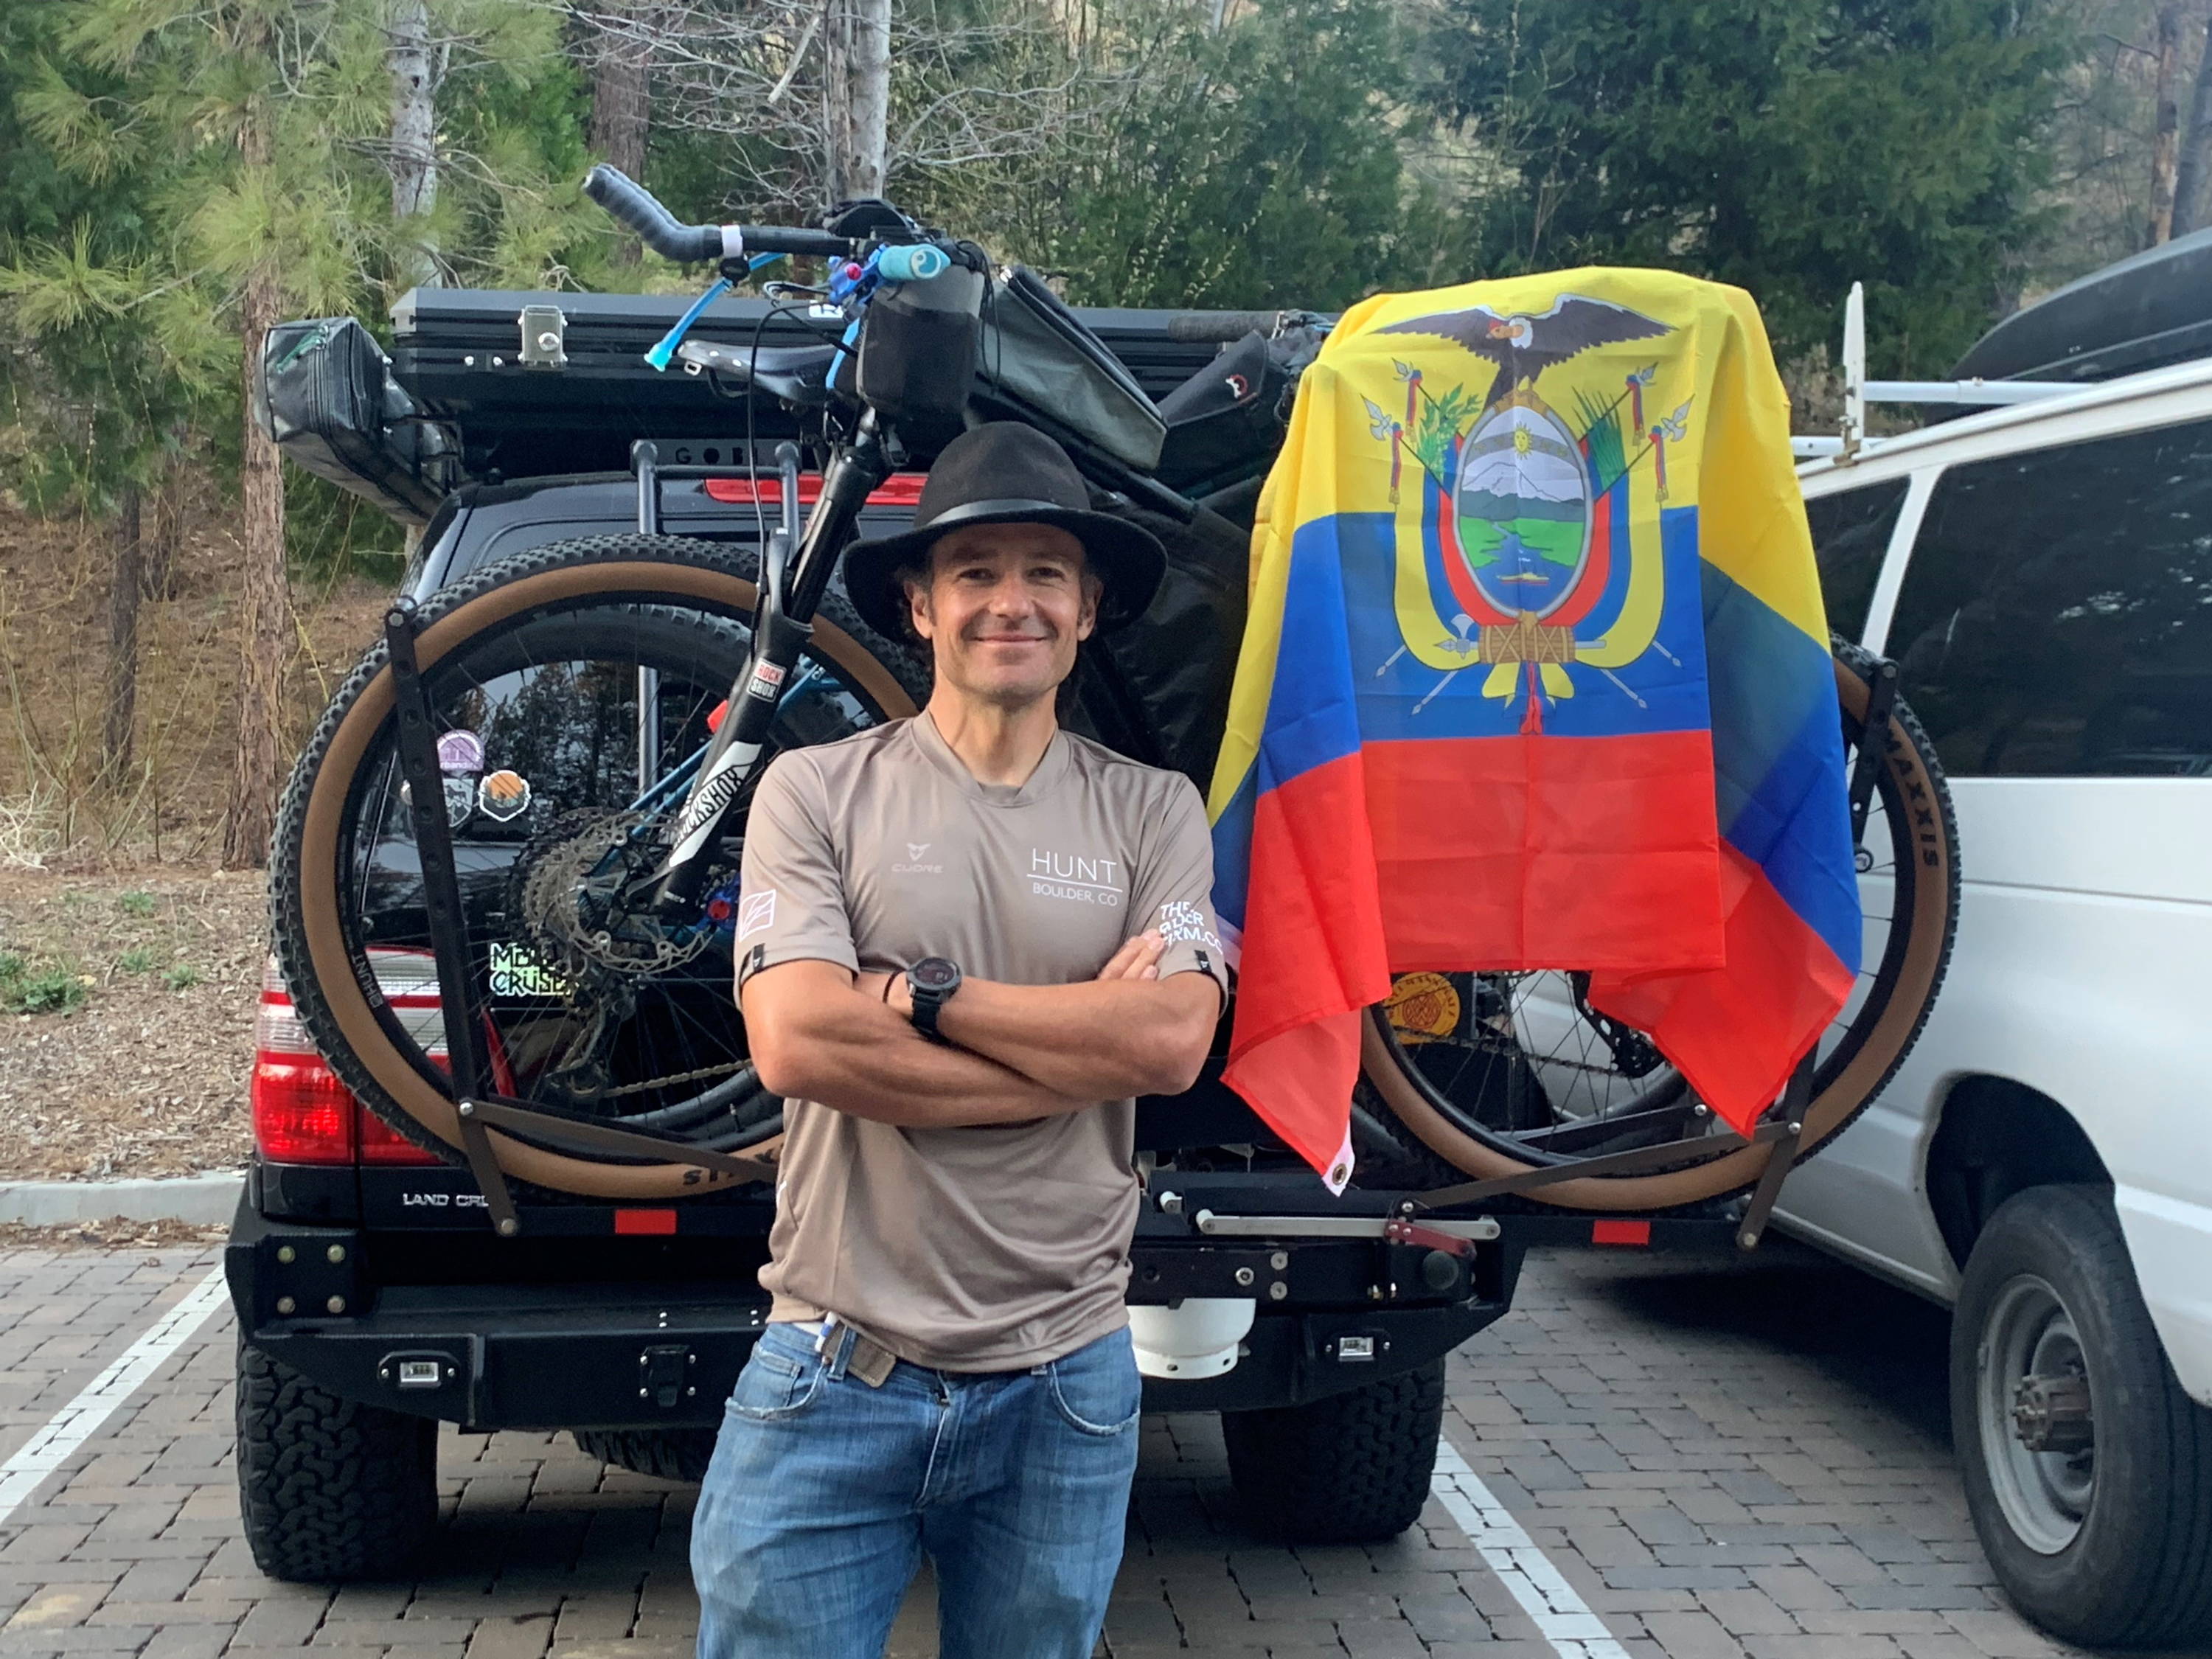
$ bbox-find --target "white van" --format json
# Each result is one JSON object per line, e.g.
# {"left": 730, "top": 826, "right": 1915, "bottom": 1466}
{"left": 1785, "top": 299, "right": 2212, "bottom": 1648}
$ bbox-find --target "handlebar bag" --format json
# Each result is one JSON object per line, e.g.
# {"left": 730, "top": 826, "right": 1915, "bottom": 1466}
{"left": 858, "top": 259, "right": 986, "bottom": 448}
{"left": 976, "top": 267, "right": 1168, "bottom": 472}
{"left": 254, "top": 317, "right": 453, "bottom": 525}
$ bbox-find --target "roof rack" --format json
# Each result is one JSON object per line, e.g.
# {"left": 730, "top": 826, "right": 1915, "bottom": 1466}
{"left": 1791, "top": 282, "right": 2080, "bottom": 462}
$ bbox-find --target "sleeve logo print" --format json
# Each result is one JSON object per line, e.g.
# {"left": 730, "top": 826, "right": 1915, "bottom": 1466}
{"left": 1157, "top": 900, "right": 1222, "bottom": 950}
{"left": 736, "top": 889, "right": 778, "bottom": 941}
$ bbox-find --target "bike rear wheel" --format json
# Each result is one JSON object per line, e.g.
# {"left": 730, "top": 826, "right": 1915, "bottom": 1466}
{"left": 271, "top": 535, "right": 924, "bottom": 1201}
{"left": 1354, "top": 641, "right": 1959, "bottom": 1211}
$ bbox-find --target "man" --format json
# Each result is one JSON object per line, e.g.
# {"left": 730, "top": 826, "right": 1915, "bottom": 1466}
{"left": 692, "top": 422, "right": 1228, "bottom": 1659}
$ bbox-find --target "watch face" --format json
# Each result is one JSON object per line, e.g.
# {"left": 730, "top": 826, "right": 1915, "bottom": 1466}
{"left": 910, "top": 957, "right": 961, "bottom": 994}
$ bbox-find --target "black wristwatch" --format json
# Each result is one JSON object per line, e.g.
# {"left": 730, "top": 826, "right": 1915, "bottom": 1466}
{"left": 904, "top": 957, "right": 963, "bottom": 1043}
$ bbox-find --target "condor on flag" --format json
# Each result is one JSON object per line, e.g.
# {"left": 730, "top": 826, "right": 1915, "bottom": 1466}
{"left": 1206, "top": 268, "right": 1860, "bottom": 1188}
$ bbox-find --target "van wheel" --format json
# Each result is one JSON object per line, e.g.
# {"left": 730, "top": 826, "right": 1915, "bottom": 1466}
{"left": 1222, "top": 1360, "right": 1444, "bottom": 1543}
{"left": 1952, "top": 1186, "right": 2212, "bottom": 1647}
{"left": 570, "top": 1427, "right": 718, "bottom": 1483}
{"left": 236, "top": 1338, "right": 439, "bottom": 1583}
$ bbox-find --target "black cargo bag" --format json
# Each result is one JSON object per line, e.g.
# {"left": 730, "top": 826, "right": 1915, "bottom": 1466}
{"left": 254, "top": 317, "right": 453, "bottom": 524}
{"left": 976, "top": 267, "right": 1169, "bottom": 472}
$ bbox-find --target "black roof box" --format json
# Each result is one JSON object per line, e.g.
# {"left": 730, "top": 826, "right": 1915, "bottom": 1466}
{"left": 389, "top": 286, "right": 1234, "bottom": 482}
{"left": 1952, "top": 227, "right": 2212, "bottom": 385}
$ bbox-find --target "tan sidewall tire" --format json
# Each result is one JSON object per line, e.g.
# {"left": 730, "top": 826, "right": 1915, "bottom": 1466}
{"left": 293, "top": 558, "right": 917, "bottom": 1200}
{"left": 1358, "top": 654, "right": 1953, "bottom": 1211}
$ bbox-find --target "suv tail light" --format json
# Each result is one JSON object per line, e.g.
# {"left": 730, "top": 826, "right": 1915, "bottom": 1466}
{"left": 253, "top": 956, "right": 441, "bottom": 1166}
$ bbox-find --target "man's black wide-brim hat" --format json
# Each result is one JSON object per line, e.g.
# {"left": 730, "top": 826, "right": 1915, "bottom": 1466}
{"left": 844, "top": 422, "right": 1167, "bottom": 641}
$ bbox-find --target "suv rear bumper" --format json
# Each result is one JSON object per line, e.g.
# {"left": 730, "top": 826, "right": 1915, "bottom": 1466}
{"left": 226, "top": 1193, "right": 1514, "bottom": 1427}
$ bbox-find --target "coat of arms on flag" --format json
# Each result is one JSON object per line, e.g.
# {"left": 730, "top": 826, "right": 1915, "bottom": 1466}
{"left": 1208, "top": 268, "right": 1860, "bottom": 1190}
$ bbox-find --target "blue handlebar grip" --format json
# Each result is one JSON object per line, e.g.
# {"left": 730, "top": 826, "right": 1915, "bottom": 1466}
{"left": 876, "top": 245, "right": 950, "bottom": 283}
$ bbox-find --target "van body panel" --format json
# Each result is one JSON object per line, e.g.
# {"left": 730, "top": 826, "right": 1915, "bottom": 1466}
{"left": 1787, "top": 375, "right": 2212, "bottom": 1406}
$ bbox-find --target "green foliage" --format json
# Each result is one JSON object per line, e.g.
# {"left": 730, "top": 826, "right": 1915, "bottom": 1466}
{"left": 2, "top": 962, "right": 88, "bottom": 1015}
{"left": 933, "top": 0, "right": 1447, "bottom": 311}
{"left": 116, "top": 945, "right": 157, "bottom": 973}
{"left": 0, "top": 950, "right": 21, "bottom": 983}
{"left": 1419, "top": 0, "right": 2076, "bottom": 374}
{"left": 117, "top": 888, "right": 154, "bottom": 917}
{"left": 161, "top": 962, "right": 200, "bottom": 991}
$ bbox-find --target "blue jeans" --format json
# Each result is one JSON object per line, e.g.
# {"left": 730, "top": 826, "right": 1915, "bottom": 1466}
{"left": 691, "top": 1321, "right": 1141, "bottom": 1659}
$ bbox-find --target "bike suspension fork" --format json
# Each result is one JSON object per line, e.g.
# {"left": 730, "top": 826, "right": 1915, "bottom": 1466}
{"left": 651, "top": 411, "right": 889, "bottom": 905}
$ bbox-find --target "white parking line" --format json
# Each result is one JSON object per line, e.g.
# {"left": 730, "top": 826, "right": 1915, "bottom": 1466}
{"left": 0, "top": 1263, "right": 230, "bottom": 1527}
{"left": 1433, "top": 1436, "right": 1631, "bottom": 1659}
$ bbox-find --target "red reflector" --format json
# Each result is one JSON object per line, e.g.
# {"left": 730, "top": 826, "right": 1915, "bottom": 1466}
{"left": 1592, "top": 1219, "right": 1652, "bottom": 1247}
{"left": 701, "top": 472, "right": 928, "bottom": 507}
{"left": 358, "top": 1105, "right": 442, "bottom": 1166}
{"left": 615, "top": 1209, "right": 678, "bottom": 1236}
{"left": 706, "top": 699, "right": 728, "bottom": 734}
{"left": 251, "top": 1058, "right": 357, "bottom": 1164}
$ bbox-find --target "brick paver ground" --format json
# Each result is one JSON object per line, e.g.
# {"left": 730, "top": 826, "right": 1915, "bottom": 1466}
{"left": 0, "top": 1237, "right": 2173, "bottom": 1659}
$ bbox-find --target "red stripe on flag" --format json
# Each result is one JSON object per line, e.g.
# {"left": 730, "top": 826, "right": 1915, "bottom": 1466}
{"left": 1222, "top": 752, "right": 1391, "bottom": 1178}
{"left": 1362, "top": 733, "right": 1726, "bottom": 973}
{"left": 1586, "top": 841, "right": 1857, "bottom": 1134}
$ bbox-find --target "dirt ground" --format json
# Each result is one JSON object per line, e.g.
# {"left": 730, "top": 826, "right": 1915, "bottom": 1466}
{"left": 0, "top": 867, "right": 265, "bottom": 1180}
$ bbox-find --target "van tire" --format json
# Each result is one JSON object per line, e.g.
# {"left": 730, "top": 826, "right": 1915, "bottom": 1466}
{"left": 570, "top": 1427, "right": 718, "bottom": 1483}
{"left": 236, "top": 1339, "right": 439, "bottom": 1583}
{"left": 1952, "top": 1186, "right": 2212, "bottom": 1648}
{"left": 1222, "top": 1360, "right": 1444, "bottom": 1543}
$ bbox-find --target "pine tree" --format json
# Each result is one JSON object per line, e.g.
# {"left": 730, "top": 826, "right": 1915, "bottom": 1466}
{"left": 7, "top": 0, "right": 589, "bottom": 865}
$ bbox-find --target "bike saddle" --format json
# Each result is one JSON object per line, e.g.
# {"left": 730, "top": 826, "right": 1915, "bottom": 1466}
{"left": 677, "top": 339, "right": 836, "bottom": 408}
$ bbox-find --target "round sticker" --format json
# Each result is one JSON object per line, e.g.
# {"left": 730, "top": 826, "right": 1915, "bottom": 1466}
{"left": 437, "top": 729, "right": 485, "bottom": 774}
{"left": 477, "top": 769, "right": 532, "bottom": 822}
{"left": 1383, "top": 971, "right": 1460, "bottom": 1045}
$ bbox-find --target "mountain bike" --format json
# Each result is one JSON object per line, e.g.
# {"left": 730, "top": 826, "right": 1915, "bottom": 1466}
{"left": 268, "top": 167, "right": 1958, "bottom": 1230}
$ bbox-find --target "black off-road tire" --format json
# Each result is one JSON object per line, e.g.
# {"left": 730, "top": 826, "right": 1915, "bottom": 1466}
{"left": 1952, "top": 1186, "right": 2212, "bottom": 1649}
{"left": 235, "top": 1338, "right": 439, "bottom": 1583}
{"left": 569, "top": 1427, "right": 719, "bottom": 1483}
{"left": 1222, "top": 1360, "right": 1445, "bottom": 1543}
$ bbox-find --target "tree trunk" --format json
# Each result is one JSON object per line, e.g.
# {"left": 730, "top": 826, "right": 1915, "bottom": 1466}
{"left": 221, "top": 258, "right": 290, "bottom": 870}
{"left": 2172, "top": 16, "right": 2212, "bottom": 236}
{"left": 389, "top": 0, "right": 439, "bottom": 288}
{"left": 102, "top": 484, "right": 143, "bottom": 784}
{"left": 825, "top": 0, "right": 891, "bottom": 203}
{"left": 591, "top": 2, "right": 653, "bottom": 261}
{"left": 143, "top": 451, "right": 186, "bottom": 600}
{"left": 2151, "top": 4, "right": 2183, "bottom": 246}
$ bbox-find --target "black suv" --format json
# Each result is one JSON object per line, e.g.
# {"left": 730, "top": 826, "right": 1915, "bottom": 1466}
{"left": 229, "top": 287, "right": 1690, "bottom": 1584}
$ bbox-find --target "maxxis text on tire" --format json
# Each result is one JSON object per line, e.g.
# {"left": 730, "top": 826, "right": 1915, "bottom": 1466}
{"left": 235, "top": 1338, "right": 439, "bottom": 1584}
{"left": 570, "top": 1427, "right": 718, "bottom": 1484}
{"left": 1951, "top": 1185, "right": 2212, "bottom": 1649}
{"left": 1222, "top": 1360, "right": 1445, "bottom": 1543}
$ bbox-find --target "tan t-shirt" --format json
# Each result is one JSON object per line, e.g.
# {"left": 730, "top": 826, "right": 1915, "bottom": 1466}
{"left": 734, "top": 712, "right": 1228, "bottom": 1371}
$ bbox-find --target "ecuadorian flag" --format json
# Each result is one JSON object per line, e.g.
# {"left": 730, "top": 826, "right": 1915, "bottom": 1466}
{"left": 1206, "top": 268, "right": 1860, "bottom": 1187}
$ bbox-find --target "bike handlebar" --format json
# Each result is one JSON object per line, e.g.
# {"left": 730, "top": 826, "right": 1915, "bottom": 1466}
{"left": 1165, "top": 309, "right": 1338, "bottom": 342}
{"left": 583, "top": 164, "right": 859, "bottom": 262}
{"left": 1166, "top": 311, "right": 1287, "bottom": 342}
